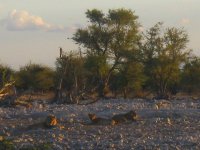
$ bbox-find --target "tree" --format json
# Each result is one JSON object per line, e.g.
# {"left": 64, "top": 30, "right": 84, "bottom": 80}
{"left": 181, "top": 57, "right": 200, "bottom": 93}
{"left": 73, "top": 8, "right": 141, "bottom": 97}
{"left": 141, "top": 23, "right": 190, "bottom": 99}
{"left": 110, "top": 61, "right": 145, "bottom": 98}
{"left": 54, "top": 51, "right": 86, "bottom": 103}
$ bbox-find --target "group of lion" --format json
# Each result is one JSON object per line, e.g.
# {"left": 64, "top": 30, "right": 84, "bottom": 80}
{"left": 26, "top": 110, "right": 138, "bottom": 131}
{"left": 45, "top": 110, "right": 138, "bottom": 128}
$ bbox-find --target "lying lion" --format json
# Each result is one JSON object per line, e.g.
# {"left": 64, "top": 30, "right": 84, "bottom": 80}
{"left": 27, "top": 114, "right": 58, "bottom": 130}
{"left": 88, "top": 113, "right": 112, "bottom": 125}
{"left": 154, "top": 100, "right": 171, "bottom": 109}
{"left": 44, "top": 115, "right": 58, "bottom": 128}
{"left": 88, "top": 110, "right": 138, "bottom": 125}
{"left": 111, "top": 110, "right": 137, "bottom": 125}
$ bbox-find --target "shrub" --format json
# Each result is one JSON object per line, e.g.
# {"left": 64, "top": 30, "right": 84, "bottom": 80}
{"left": 15, "top": 63, "right": 55, "bottom": 91}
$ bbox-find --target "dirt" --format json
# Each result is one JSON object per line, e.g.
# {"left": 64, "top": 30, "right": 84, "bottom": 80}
{"left": 0, "top": 98, "right": 200, "bottom": 149}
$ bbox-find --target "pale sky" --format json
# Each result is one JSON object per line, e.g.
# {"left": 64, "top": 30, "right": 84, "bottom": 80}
{"left": 0, "top": 0, "right": 200, "bottom": 69}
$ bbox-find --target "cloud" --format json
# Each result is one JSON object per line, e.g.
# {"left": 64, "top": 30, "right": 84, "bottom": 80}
{"left": 138, "top": 26, "right": 144, "bottom": 32}
{"left": 2, "top": 9, "right": 65, "bottom": 31}
{"left": 180, "top": 18, "right": 190, "bottom": 25}
{"left": 67, "top": 23, "right": 83, "bottom": 32}
{"left": 0, "top": 4, "right": 4, "bottom": 13}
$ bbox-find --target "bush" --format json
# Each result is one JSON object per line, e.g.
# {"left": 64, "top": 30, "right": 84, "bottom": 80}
{"left": 181, "top": 57, "right": 200, "bottom": 93}
{"left": 0, "top": 65, "right": 14, "bottom": 89}
{"left": 0, "top": 138, "right": 15, "bottom": 150}
{"left": 15, "top": 63, "right": 55, "bottom": 91}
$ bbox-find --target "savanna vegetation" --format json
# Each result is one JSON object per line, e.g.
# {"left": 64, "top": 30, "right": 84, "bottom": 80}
{"left": 1, "top": 8, "right": 200, "bottom": 104}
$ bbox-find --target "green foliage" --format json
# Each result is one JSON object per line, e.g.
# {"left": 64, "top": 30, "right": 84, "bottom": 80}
{"left": 0, "top": 65, "right": 14, "bottom": 88}
{"left": 110, "top": 61, "right": 146, "bottom": 98}
{"left": 55, "top": 51, "right": 85, "bottom": 92}
{"left": 126, "top": 62, "right": 146, "bottom": 91}
{"left": 141, "top": 23, "right": 190, "bottom": 98}
{"left": 110, "top": 71, "right": 127, "bottom": 92}
{"left": 0, "top": 137, "right": 52, "bottom": 150}
{"left": 0, "top": 9, "right": 196, "bottom": 99}
{"left": 0, "top": 138, "right": 15, "bottom": 150}
{"left": 181, "top": 57, "right": 200, "bottom": 93}
{"left": 16, "top": 63, "right": 55, "bottom": 91}
{"left": 84, "top": 54, "right": 109, "bottom": 88}
{"left": 73, "top": 8, "right": 141, "bottom": 97}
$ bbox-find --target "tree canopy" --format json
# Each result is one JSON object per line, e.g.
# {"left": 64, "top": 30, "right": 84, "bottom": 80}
{"left": 73, "top": 9, "right": 141, "bottom": 97}
{"left": 1, "top": 8, "right": 199, "bottom": 100}
{"left": 141, "top": 23, "right": 190, "bottom": 98}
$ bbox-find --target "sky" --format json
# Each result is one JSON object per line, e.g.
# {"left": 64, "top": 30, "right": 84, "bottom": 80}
{"left": 0, "top": 0, "right": 200, "bottom": 70}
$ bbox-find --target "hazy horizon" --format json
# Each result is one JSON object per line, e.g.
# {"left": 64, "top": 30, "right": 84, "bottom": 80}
{"left": 0, "top": 0, "right": 200, "bottom": 69}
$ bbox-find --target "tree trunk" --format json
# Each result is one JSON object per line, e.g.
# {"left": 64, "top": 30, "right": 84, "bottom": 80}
{"left": 98, "top": 80, "right": 105, "bottom": 98}
{"left": 97, "top": 60, "right": 118, "bottom": 98}
{"left": 157, "top": 84, "right": 168, "bottom": 99}
{"left": 123, "top": 88, "right": 127, "bottom": 99}
{"left": 54, "top": 58, "right": 68, "bottom": 103}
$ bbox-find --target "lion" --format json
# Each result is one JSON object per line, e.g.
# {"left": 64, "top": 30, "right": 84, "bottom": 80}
{"left": 26, "top": 115, "right": 58, "bottom": 130}
{"left": 111, "top": 110, "right": 137, "bottom": 125}
{"left": 154, "top": 100, "right": 171, "bottom": 109}
{"left": 88, "top": 111, "right": 138, "bottom": 125}
{"left": 44, "top": 115, "right": 58, "bottom": 128}
{"left": 88, "top": 113, "right": 112, "bottom": 125}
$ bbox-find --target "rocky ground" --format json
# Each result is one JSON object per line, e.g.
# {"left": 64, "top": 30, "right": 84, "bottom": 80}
{"left": 0, "top": 98, "right": 200, "bottom": 150}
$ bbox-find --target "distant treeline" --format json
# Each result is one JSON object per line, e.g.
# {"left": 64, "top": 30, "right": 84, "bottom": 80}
{"left": 1, "top": 9, "right": 200, "bottom": 101}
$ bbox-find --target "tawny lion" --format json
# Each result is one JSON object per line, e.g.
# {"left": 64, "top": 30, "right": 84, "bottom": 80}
{"left": 111, "top": 110, "right": 138, "bottom": 125}
{"left": 88, "top": 110, "right": 138, "bottom": 125}
{"left": 88, "top": 113, "right": 112, "bottom": 125}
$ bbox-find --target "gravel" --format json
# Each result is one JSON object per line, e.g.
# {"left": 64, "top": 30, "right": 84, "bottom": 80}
{"left": 0, "top": 98, "right": 200, "bottom": 149}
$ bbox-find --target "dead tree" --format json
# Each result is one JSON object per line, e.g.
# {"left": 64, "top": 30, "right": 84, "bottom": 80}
{"left": 54, "top": 48, "right": 68, "bottom": 103}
